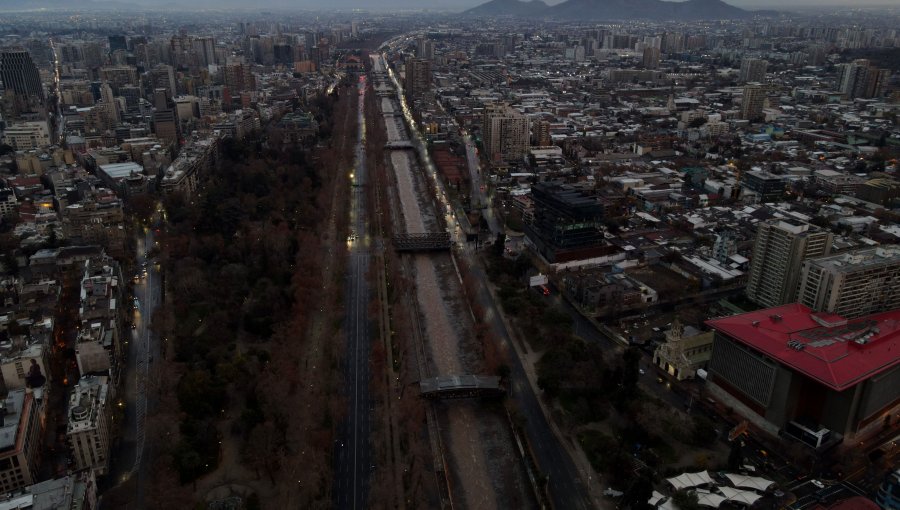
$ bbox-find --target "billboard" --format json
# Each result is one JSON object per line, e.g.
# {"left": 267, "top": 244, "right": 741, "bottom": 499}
{"left": 529, "top": 274, "right": 548, "bottom": 287}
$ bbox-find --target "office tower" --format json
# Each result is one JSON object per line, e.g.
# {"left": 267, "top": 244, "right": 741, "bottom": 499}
{"left": 153, "top": 108, "right": 178, "bottom": 142}
{"left": 67, "top": 376, "right": 111, "bottom": 475}
{"left": 59, "top": 43, "right": 82, "bottom": 64}
{"left": 798, "top": 246, "right": 900, "bottom": 319}
{"left": 0, "top": 48, "right": 44, "bottom": 100}
{"left": 643, "top": 47, "right": 661, "bottom": 69}
{"left": 746, "top": 219, "right": 833, "bottom": 308}
{"left": 837, "top": 59, "right": 889, "bottom": 99}
{"left": 0, "top": 121, "right": 50, "bottom": 149}
{"left": 152, "top": 88, "right": 178, "bottom": 142}
{"left": 404, "top": 58, "right": 432, "bottom": 99}
{"left": 108, "top": 34, "right": 127, "bottom": 54}
{"left": 304, "top": 31, "right": 317, "bottom": 50}
{"left": 741, "top": 169, "right": 784, "bottom": 202}
{"left": 524, "top": 182, "right": 607, "bottom": 263}
{"left": 532, "top": 119, "right": 551, "bottom": 146}
{"left": 81, "top": 42, "right": 104, "bottom": 68}
{"left": 739, "top": 58, "right": 768, "bottom": 83}
{"left": 200, "top": 36, "right": 217, "bottom": 66}
{"left": 273, "top": 44, "right": 293, "bottom": 65}
{"left": 0, "top": 390, "right": 44, "bottom": 493}
{"left": 148, "top": 63, "right": 177, "bottom": 99}
{"left": 99, "top": 65, "right": 138, "bottom": 94}
{"left": 119, "top": 85, "right": 142, "bottom": 114}
{"left": 482, "top": 103, "right": 529, "bottom": 164}
{"left": 877, "top": 470, "right": 900, "bottom": 510}
{"left": 99, "top": 82, "right": 119, "bottom": 127}
{"left": 740, "top": 85, "right": 766, "bottom": 121}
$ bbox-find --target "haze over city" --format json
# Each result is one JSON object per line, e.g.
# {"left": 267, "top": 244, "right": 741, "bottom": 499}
{"left": 1, "top": 0, "right": 900, "bottom": 11}
{"left": 0, "top": 1, "right": 898, "bottom": 510}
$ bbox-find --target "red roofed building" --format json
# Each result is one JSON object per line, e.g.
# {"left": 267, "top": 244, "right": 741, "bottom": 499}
{"left": 812, "top": 496, "right": 881, "bottom": 510}
{"left": 706, "top": 303, "right": 900, "bottom": 447}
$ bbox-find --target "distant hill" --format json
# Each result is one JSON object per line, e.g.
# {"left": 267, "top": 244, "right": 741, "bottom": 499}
{"left": 464, "top": 0, "right": 771, "bottom": 20}
{"left": 463, "top": 0, "right": 549, "bottom": 17}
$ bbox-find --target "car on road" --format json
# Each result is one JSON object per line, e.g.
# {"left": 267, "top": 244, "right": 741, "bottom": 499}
{"left": 811, "top": 480, "right": 825, "bottom": 489}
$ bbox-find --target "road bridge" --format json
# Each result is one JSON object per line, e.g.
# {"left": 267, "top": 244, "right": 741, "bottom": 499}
{"left": 419, "top": 375, "right": 505, "bottom": 400}
{"left": 393, "top": 232, "right": 451, "bottom": 252}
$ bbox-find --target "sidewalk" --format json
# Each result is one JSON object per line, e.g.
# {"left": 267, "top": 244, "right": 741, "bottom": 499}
{"left": 477, "top": 262, "right": 611, "bottom": 510}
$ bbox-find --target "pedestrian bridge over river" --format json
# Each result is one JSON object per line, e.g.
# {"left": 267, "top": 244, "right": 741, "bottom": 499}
{"left": 419, "top": 375, "right": 505, "bottom": 400}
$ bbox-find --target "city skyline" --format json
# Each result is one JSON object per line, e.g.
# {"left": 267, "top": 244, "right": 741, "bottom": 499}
{"left": 0, "top": 5, "right": 897, "bottom": 510}
{"left": 2, "top": 0, "right": 900, "bottom": 12}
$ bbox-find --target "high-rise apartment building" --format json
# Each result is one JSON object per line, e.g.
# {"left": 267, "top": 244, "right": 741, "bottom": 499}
{"left": 806, "top": 45, "right": 827, "bottom": 66}
{"left": 532, "top": 119, "right": 551, "bottom": 147}
{"left": 0, "top": 48, "right": 44, "bottom": 100}
{"left": 404, "top": 58, "right": 432, "bottom": 99}
{"left": 837, "top": 59, "right": 889, "bottom": 99}
{"left": 798, "top": 246, "right": 900, "bottom": 319}
{"left": 223, "top": 60, "right": 255, "bottom": 94}
{"left": 482, "top": 103, "right": 529, "bottom": 164}
{"left": 741, "top": 85, "right": 766, "bottom": 121}
{"left": 196, "top": 36, "right": 217, "bottom": 67}
{"left": 66, "top": 375, "right": 111, "bottom": 475}
{"left": 416, "top": 36, "right": 434, "bottom": 60}
{"left": 80, "top": 42, "right": 104, "bottom": 68}
{"left": 643, "top": 47, "right": 661, "bottom": 69}
{"left": 739, "top": 58, "right": 768, "bottom": 83}
{"left": 661, "top": 32, "right": 684, "bottom": 53}
{"left": 746, "top": 219, "right": 833, "bottom": 309}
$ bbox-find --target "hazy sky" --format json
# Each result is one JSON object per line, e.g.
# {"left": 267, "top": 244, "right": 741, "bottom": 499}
{"left": 7, "top": 0, "right": 899, "bottom": 10}
{"left": 389, "top": 0, "right": 900, "bottom": 9}
{"left": 536, "top": 0, "right": 900, "bottom": 5}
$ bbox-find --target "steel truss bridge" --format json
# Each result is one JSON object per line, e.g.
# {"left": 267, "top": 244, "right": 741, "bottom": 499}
{"left": 419, "top": 375, "right": 505, "bottom": 400}
{"left": 393, "top": 232, "right": 452, "bottom": 252}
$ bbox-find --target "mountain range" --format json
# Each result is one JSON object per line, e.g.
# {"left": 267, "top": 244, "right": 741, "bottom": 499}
{"left": 464, "top": 0, "right": 774, "bottom": 20}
